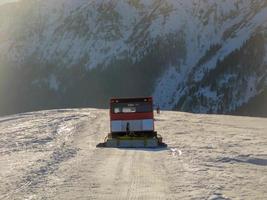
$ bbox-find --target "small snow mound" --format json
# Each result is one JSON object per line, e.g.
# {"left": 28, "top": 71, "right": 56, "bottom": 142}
{"left": 170, "top": 148, "right": 182, "bottom": 157}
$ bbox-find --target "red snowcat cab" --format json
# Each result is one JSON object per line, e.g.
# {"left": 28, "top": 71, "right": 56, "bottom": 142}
{"left": 97, "top": 97, "right": 166, "bottom": 148}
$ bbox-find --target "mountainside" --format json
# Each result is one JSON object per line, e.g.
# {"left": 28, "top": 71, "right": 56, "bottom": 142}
{"left": 0, "top": 109, "right": 267, "bottom": 199}
{"left": 0, "top": 0, "right": 267, "bottom": 115}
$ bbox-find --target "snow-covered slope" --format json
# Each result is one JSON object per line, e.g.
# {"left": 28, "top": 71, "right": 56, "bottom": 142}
{"left": 0, "top": 109, "right": 267, "bottom": 199}
{"left": 153, "top": 2, "right": 267, "bottom": 112}
{"left": 0, "top": 0, "right": 266, "bottom": 115}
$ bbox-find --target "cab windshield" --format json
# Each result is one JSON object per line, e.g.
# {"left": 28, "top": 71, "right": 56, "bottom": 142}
{"left": 112, "top": 102, "right": 152, "bottom": 113}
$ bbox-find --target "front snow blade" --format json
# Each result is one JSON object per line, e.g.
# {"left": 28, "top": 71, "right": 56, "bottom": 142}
{"left": 96, "top": 135, "right": 167, "bottom": 148}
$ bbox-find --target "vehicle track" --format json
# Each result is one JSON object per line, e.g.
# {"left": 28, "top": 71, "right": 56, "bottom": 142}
{"left": 1, "top": 109, "right": 267, "bottom": 199}
{"left": 87, "top": 149, "right": 170, "bottom": 200}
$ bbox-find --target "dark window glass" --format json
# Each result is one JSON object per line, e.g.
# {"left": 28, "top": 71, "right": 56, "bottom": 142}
{"left": 112, "top": 102, "right": 152, "bottom": 113}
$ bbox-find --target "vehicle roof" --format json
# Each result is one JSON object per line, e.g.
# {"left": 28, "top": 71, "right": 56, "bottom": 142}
{"left": 110, "top": 97, "right": 152, "bottom": 103}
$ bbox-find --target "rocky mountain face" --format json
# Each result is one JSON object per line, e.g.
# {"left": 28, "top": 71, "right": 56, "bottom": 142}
{"left": 0, "top": 0, "right": 266, "bottom": 116}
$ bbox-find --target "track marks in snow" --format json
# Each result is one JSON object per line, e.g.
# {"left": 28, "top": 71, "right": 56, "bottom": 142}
{"left": 0, "top": 109, "right": 94, "bottom": 199}
{"left": 0, "top": 109, "right": 267, "bottom": 199}
{"left": 88, "top": 149, "right": 170, "bottom": 200}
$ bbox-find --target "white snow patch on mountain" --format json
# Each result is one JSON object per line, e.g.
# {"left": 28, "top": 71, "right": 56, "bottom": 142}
{"left": 199, "top": 87, "right": 217, "bottom": 100}
{"left": 48, "top": 74, "right": 59, "bottom": 91}
{"left": 153, "top": 66, "right": 184, "bottom": 109}
{"left": 153, "top": 2, "right": 267, "bottom": 111}
{"left": 245, "top": 76, "right": 258, "bottom": 101}
{"left": 194, "top": 7, "right": 267, "bottom": 82}
{"left": 265, "top": 43, "right": 267, "bottom": 64}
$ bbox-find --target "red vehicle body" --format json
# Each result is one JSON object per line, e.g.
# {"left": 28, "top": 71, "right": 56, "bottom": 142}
{"left": 96, "top": 97, "right": 165, "bottom": 148}
{"left": 110, "top": 97, "right": 156, "bottom": 137}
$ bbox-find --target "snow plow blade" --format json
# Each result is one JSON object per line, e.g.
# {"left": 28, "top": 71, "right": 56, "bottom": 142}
{"left": 96, "top": 134, "right": 167, "bottom": 148}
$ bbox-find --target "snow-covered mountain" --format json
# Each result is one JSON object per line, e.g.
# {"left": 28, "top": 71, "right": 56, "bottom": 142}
{"left": 0, "top": 0, "right": 267, "bottom": 116}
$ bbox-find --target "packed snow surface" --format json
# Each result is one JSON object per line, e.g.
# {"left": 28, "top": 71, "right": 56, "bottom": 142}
{"left": 0, "top": 109, "right": 266, "bottom": 199}
{"left": 0, "top": 0, "right": 18, "bottom": 5}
